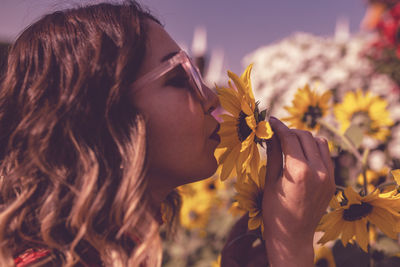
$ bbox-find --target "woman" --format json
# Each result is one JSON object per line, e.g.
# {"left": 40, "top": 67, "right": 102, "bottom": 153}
{"left": 0, "top": 1, "right": 335, "bottom": 266}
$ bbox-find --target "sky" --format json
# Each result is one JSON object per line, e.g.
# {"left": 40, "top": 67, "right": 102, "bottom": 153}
{"left": 0, "top": 0, "right": 367, "bottom": 73}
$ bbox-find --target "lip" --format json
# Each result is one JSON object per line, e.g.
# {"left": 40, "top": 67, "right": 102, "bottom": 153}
{"left": 209, "top": 123, "right": 221, "bottom": 143}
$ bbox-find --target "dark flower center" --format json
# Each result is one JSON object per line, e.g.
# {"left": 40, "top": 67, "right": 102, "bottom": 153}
{"left": 189, "top": 210, "right": 199, "bottom": 221}
{"left": 342, "top": 202, "right": 373, "bottom": 221}
{"left": 237, "top": 111, "right": 253, "bottom": 142}
{"left": 256, "top": 192, "right": 263, "bottom": 210}
{"left": 208, "top": 183, "right": 216, "bottom": 190}
{"left": 376, "top": 176, "right": 386, "bottom": 186}
{"left": 315, "top": 259, "right": 329, "bottom": 267}
{"left": 351, "top": 111, "right": 371, "bottom": 132}
{"left": 301, "top": 105, "right": 322, "bottom": 129}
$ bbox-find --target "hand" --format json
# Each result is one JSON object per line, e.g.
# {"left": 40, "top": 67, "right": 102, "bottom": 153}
{"left": 262, "top": 117, "right": 335, "bottom": 267}
{"left": 221, "top": 214, "right": 268, "bottom": 267}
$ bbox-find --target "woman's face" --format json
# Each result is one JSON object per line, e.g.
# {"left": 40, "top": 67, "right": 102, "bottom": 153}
{"left": 131, "top": 20, "right": 220, "bottom": 190}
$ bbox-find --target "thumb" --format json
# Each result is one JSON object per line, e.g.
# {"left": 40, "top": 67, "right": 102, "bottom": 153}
{"left": 224, "top": 214, "right": 259, "bottom": 250}
{"left": 265, "top": 130, "right": 283, "bottom": 187}
{"left": 222, "top": 215, "right": 261, "bottom": 267}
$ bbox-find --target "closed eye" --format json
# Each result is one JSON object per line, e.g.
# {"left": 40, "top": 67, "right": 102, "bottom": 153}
{"left": 164, "top": 66, "right": 191, "bottom": 88}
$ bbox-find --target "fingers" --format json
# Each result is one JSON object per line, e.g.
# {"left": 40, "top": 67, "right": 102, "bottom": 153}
{"left": 268, "top": 117, "right": 306, "bottom": 162}
{"left": 265, "top": 132, "right": 283, "bottom": 186}
{"left": 316, "top": 137, "right": 335, "bottom": 184}
{"left": 292, "top": 129, "right": 326, "bottom": 171}
{"left": 268, "top": 117, "right": 333, "bottom": 185}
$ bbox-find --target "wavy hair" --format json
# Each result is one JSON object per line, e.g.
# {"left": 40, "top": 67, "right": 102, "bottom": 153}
{"left": 0, "top": 1, "right": 177, "bottom": 266}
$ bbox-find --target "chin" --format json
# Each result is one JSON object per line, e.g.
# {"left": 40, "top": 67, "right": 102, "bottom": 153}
{"left": 199, "top": 158, "right": 219, "bottom": 180}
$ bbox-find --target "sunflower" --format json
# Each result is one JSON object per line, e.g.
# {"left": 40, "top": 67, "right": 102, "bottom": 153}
{"left": 215, "top": 64, "right": 273, "bottom": 182}
{"left": 317, "top": 186, "right": 400, "bottom": 252}
{"left": 233, "top": 164, "right": 266, "bottom": 234}
{"left": 282, "top": 84, "right": 331, "bottom": 131}
{"left": 334, "top": 89, "right": 393, "bottom": 141}
{"left": 314, "top": 246, "right": 336, "bottom": 267}
{"left": 357, "top": 167, "right": 389, "bottom": 193}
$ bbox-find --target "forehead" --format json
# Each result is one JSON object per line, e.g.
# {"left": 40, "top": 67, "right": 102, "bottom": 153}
{"left": 140, "top": 20, "right": 181, "bottom": 75}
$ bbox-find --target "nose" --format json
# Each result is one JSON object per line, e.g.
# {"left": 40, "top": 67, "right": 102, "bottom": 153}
{"left": 201, "top": 84, "right": 220, "bottom": 114}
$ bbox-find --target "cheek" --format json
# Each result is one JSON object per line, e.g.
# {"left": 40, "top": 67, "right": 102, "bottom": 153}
{"left": 145, "top": 96, "right": 207, "bottom": 168}
{"left": 150, "top": 106, "right": 205, "bottom": 154}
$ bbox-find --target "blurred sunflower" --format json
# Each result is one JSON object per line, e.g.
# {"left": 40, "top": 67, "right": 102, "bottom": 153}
{"left": 179, "top": 191, "right": 211, "bottom": 230}
{"left": 334, "top": 89, "right": 393, "bottom": 141}
{"left": 215, "top": 64, "right": 273, "bottom": 182}
{"left": 190, "top": 176, "right": 225, "bottom": 195}
{"left": 282, "top": 84, "right": 331, "bottom": 131}
{"left": 178, "top": 177, "right": 222, "bottom": 230}
{"left": 357, "top": 167, "right": 389, "bottom": 193}
{"left": 317, "top": 187, "right": 400, "bottom": 252}
{"left": 314, "top": 246, "right": 336, "bottom": 267}
{"left": 233, "top": 164, "right": 266, "bottom": 234}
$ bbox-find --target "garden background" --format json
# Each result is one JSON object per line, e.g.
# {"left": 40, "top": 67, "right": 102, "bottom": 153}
{"left": 2, "top": 0, "right": 400, "bottom": 266}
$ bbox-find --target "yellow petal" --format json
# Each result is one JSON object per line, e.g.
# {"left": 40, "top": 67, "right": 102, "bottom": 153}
{"left": 228, "top": 70, "right": 247, "bottom": 97}
{"left": 248, "top": 215, "right": 262, "bottom": 230}
{"left": 237, "top": 144, "right": 251, "bottom": 174}
{"left": 354, "top": 219, "right": 369, "bottom": 252}
{"left": 245, "top": 115, "right": 257, "bottom": 131}
{"left": 341, "top": 222, "right": 355, "bottom": 247}
{"left": 218, "top": 90, "right": 241, "bottom": 116}
{"left": 240, "top": 63, "right": 255, "bottom": 102}
{"left": 241, "top": 96, "right": 254, "bottom": 116}
{"left": 344, "top": 187, "right": 362, "bottom": 205}
{"left": 391, "top": 169, "right": 400, "bottom": 186}
{"left": 220, "top": 144, "right": 240, "bottom": 181}
{"left": 368, "top": 207, "right": 398, "bottom": 239}
{"left": 318, "top": 217, "right": 344, "bottom": 244}
{"left": 240, "top": 132, "right": 255, "bottom": 152}
{"left": 255, "top": 121, "right": 274, "bottom": 140}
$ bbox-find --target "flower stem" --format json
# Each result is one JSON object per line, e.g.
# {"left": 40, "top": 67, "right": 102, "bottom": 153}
{"left": 317, "top": 118, "right": 363, "bottom": 162}
{"left": 336, "top": 185, "right": 347, "bottom": 191}
{"left": 361, "top": 149, "right": 370, "bottom": 196}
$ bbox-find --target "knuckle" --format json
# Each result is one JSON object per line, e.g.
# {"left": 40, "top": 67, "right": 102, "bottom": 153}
{"left": 317, "top": 170, "right": 329, "bottom": 181}
{"left": 316, "top": 136, "right": 328, "bottom": 146}
{"left": 295, "top": 129, "right": 314, "bottom": 139}
{"left": 283, "top": 130, "right": 296, "bottom": 141}
{"left": 291, "top": 160, "right": 311, "bottom": 178}
{"left": 303, "top": 130, "right": 314, "bottom": 138}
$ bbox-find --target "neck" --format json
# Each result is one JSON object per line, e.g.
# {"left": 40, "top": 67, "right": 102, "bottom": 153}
{"left": 146, "top": 176, "right": 176, "bottom": 225}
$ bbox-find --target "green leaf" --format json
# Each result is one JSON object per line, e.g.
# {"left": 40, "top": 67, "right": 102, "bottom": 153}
{"left": 258, "top": 109, "right": 267, "bottom": 122}
{"left": 340, "top": 124, "right": 364, "bottom": 151}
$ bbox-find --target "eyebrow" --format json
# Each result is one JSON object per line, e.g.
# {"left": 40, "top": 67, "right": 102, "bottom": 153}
{"left": 160, "top": 51, "right": 180, "bottom": 62}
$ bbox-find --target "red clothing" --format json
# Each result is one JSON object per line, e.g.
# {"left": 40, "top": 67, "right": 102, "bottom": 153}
{"left": 14, "top": 248, "right": 50, "bottom": 267}
{"left": 14, "top": 248, "right": 101, "bottom": 267}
